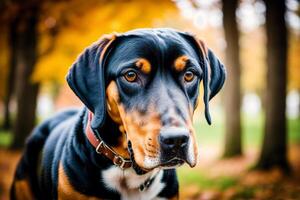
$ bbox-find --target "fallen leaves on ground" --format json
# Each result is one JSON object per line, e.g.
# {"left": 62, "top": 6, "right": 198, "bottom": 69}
{"left": 0, "top": 149, "right": 21, "bottom": 200}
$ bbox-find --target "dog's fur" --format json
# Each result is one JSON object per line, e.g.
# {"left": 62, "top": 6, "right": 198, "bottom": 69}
{"left": 10, "top": 28, "right": 225, "bottom": 200}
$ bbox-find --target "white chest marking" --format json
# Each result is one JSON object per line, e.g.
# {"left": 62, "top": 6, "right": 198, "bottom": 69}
{"left": 102, "top": 167, "right": 165, "bottom": 200}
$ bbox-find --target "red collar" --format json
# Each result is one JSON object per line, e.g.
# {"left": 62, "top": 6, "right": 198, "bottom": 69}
{"left": 85, "top": 112, "right": 132, "bottom": 169}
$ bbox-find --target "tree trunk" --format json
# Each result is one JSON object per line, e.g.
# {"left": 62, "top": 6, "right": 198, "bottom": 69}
{"left": 1, "top": 16, "right": 19, "bottom": 130}
{"left": 256, "top": 0, "right": 290, "bottom": 172}
{"left": 222, "top": 0, "right": 242, "bottom": 157}
{"left": 11, "top": 5, "right": 40, "bottom": 149}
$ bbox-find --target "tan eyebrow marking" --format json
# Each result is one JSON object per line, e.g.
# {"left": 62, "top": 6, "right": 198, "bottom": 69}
{"left": 174, "top": 55, "right": 189, "bottom": 72}
{"left": 135, "top": 58, "right": 151, "bottom": 74}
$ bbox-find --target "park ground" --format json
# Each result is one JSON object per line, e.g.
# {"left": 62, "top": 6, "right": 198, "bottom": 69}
{"left": 0, "top": 116, "right": 299, "bottom": 200}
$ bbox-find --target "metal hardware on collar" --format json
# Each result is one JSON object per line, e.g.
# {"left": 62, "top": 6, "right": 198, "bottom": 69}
{"left": 95, "top": 141, "right": 104, "bottom": 154}
{"left": 86, "top": 111, "right": 132, "bottom": 169}
{"left": 113, "top": 155, "right": 126, "bottom": 169}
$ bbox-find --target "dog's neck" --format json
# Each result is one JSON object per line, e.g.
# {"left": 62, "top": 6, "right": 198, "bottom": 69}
{"left": 85, "top": 111, "right": 132, "bottom": 169}
{"left": 96, "top": 113, "right": 127, "bottom": 154}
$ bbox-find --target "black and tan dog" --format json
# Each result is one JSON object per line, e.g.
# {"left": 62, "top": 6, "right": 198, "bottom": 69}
{"left": 10, "top": 28, "right": 225, "bottom": 200}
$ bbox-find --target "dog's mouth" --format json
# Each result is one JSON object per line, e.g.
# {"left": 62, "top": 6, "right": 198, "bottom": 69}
{"left": 160, "top": 158, "right": 185, "bottom": 168}
{"left": 128, "top": 141, "right": 186, "bottom": 173}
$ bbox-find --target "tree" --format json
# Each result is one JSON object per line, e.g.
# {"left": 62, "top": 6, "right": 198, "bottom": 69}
{"left": 256, "top": 0, "right": 290, "bottom": 172}
{"left": 11, "top": 3, "right": 41, "bottom": 149}
{"left": 1, "top": 14, "right": 18, "bottom": 130}
{"left": 3, "top": 0, "right": 99, "bottom": 148}
{"left": 222, "top": 0, "right": 242, "bottom": 157}
{"left": 0, "top": 2, "right": 13, "bottom": 130}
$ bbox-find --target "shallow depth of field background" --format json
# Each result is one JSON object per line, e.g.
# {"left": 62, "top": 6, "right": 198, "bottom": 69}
{"left": 0, "top": 0, "right": 299, "bottom": 199}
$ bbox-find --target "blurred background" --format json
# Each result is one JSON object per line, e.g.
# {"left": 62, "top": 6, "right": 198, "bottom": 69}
{"left": 0, "top": 0, "right": 299, "bottom": 199}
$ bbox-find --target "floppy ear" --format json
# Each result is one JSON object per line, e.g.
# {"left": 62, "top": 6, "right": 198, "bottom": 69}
{"left": 186, "top": 36, "right": 226, "bottom": 125}
{"left": 66, "top": 34, "right": 117, "bottom": 130}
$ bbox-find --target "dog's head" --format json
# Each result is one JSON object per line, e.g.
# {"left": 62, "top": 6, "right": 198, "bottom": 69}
{"left": 67, "top": 28, "right": 225, "bottom": 170}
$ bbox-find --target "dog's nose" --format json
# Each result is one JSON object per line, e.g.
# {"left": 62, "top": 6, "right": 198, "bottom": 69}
{"left": 159, "top": 127, "right": 189, "bottom": 150}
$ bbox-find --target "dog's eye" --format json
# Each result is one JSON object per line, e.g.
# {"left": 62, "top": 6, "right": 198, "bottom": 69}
{"left": 124, "top": 71, "right": 137, "bottom": 82}
{"left": 184, "top": 70, "right": 195, "bottom": 82}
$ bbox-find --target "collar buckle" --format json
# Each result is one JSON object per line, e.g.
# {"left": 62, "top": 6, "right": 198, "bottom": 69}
{"left": 113, "top": 155, "right": 126, "bottom": 169}
{"left": 96, "top": 141, "right": 105, "bottom": 154}
{"left": 95, "top": 136, "right": 130, "bottom": 169}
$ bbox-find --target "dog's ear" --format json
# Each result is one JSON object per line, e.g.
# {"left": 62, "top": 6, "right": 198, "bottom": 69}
{"left": 181, "top": 33, "right": 226, "bottom": 125}
{"left": 66, "top": 34, "right": 117, "bottom": 129}
{"left": 200, "top": 41, "right": 226, "bottom": 125}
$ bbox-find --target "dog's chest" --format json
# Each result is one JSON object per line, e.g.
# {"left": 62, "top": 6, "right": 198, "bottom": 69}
{"left": 102, "top": 167, "right": 165, "bottom": 200}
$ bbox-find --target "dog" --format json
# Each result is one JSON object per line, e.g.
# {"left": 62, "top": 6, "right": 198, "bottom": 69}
{"left": 10, "top": 28, "right": 226, "bottom": 200}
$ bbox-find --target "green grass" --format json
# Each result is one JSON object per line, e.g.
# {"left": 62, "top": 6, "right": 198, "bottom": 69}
{"left": 194, "top": 113, "right": 300, "bottom": 148}
{"left": 177, "top": 166, "right": 238, "bottom": 191}
{"left": 0, "top": 130, "right": 12, "bottom": 147}
{"left": 288, "top": 118, "right": 300, "bottom": 143}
